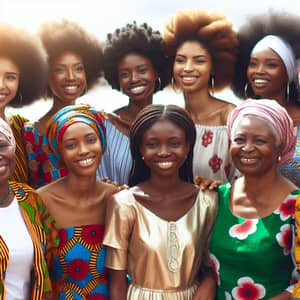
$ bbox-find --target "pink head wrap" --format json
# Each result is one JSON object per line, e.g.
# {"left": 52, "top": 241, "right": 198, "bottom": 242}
{"left": 0, "top": 118, "right": 16, "bottom": 151}
{"left": 227, "top": 99, "right": 297, "bottom": 168}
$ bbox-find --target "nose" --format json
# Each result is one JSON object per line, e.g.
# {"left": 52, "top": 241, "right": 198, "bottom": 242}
{"left": 0, "top": 76, "right": 5, "bottom": 89}
{"left": 78, "top": 142, "right": 89, "bottom": 155}
{"left": 241, "top": 142, "right": 254, "bottom": 152}
{"left": 158, "top": 144, "right": 170, "bottom": 156}
{"left": 255, "top": 63, "right": 265, "bottom": 74}
{"left": 66, "top": 68, "right": 75, "bottom": 80}
{"left": 131, "top": 71, "right": 139, "bottom": 82}
{"left": 183, "top": 59, "right": 194, "bottom": 72}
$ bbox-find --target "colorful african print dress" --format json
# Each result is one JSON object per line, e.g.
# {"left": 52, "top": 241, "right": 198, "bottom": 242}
{"left": 281, "top": 123, "right": 300, "bottom": 187}
{"left": 23, "top": 122, "right": 68, "bottom": 188}
{"left": 50, "top": 224, "right": 108, "bottom": 299}
{"left": 210, "top": 183, "right": 299, "bottom": 299}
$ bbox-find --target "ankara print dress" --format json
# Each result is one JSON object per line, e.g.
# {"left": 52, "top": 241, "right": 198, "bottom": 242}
{"left": 209, "top": 183, "right": 299, "bottom": 299}
{"left": 51, "top": 224, "right": 108, "bottom": 299}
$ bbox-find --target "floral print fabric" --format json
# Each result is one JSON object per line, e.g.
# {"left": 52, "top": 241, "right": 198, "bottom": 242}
{"left": 193, "top": 125, "right": 239, "bottom": 183}
{"left": 209, "top": 183, "right": 299, "bottom": 299}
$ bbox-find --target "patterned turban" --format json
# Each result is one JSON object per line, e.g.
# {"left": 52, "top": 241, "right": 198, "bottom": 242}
{"left": 46, "top": 104, "right": 106, "bottom": 160}
{"left": 0, "top": 118, "right": 16, "bottom": 151}
{"left": 227, "top": 99, "right": 297, "bottom": 168}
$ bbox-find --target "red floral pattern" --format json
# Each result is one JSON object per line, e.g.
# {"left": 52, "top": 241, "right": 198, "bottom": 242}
{"left": 209, "top": 154, "right": 223, "bottom": 173}
{"left": 276, "top": 224, "right": 292, "bottom": 255}
{"left": 229, "top": 219, "right": 258, "bottom": 240}
{"left": 82, "top": 224, "right": 104, "bottom": 245}
{"left": 67, "top": 259, "right": 89, "bottom": 281}
{"left": 87, "top": 295, "right": 106, "bottom": 300}
{"left": 201, "top": 130, "right": 213, "bottom": 147}
{"left": 274, "top": 198, "right": 296, "bottom": 221}
{"left": 232, "top": 277, "right": 266, "bottom": 299}
{"left": 210, "top": 254, "right": 220, "bottom": 285}
{"left": 58, "top": 228, "right": 68, "bottom": 250}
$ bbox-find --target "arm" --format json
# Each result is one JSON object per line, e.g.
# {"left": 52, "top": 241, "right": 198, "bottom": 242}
{"left": 193, "top": 272, "right": 216, "bottom": 300}
{"left": 107, "top": 269, "right": 127, "bottom": 300}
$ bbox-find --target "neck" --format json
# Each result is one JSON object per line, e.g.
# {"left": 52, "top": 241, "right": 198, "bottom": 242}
{"left": 127, "top": 96, "right": 153, "bottom": 115}
{"left": 184, "top": 88, "right": 211, "bottom": 113}
{"left": 0, "top": 183, "right": 12, "bottom": 207}
{"left": 147, "top": 173, "right": 183, "bottom": 193}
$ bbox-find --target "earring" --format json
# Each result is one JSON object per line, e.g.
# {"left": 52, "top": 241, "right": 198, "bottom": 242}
{"left": 209, "top": 75, "right": 215, "bottom": 96}
{"left": 286, "top": 83, "right": 290, "bottom": 103}
{"left": 171, "top": 77, "right": 181, "bottom": 94}
{"left": 18, "top": 92, "right": 23, "bottom": 104}
{"left": 156, "top": 77, "right": 162, "bottom": 91}
{"left": 141, "top": 156, "right": 144, "bottom": 160}
{"left": 244, "top": 83, "right": 249, "bottom": 98}
{"left": 278, "top": 156, "right": 281, "bottom": 162}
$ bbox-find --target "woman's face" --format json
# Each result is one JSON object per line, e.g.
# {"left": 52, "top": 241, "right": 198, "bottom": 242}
{"left": 0, "top": 56, "right": 20, "bottom": 110}
{"left": 0, "top": 132, "right": 15, "bottom": 181}
{"left": 49, "top": 51, "right": 87, "bottom": 104}
{"left": 61, "top": 122, "right": 102, "bottom": 177}
{"left": 118, "top": 53, "right": 157, "bottom": 103}
{"left": 247, "top": 48, "right": 288, "bottom": 99}
{"left": 230, "top": 115, "right": 280, "bottom": 176}
{"left": 173, "top": 40, "right": 212, "bottom": 93}
{"left": 139, "top": 119, "right": 190, "bottom": 179}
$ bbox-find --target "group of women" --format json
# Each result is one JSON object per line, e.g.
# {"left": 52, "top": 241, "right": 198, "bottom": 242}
{"left": 1, "top": 6, "right": 300, "bottom": 300}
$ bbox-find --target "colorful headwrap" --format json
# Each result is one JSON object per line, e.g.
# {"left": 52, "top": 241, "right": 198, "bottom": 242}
{"left": 227, "top": 99, "right": 297, "bottom": 168}
{"left": 251, "top": 35, "right": 297, "bottom": 84}
{"left": 46, "top": 104, "right": 106, "bottom": 160}
{"left": 0, "top": 118, "right": 16, "bottom": 151}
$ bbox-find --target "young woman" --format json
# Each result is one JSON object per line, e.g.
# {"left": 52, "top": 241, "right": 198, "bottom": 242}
{"left": 104, "top": 104, "right": 218, "bottom": 299}
{"left": 97, "top": 22, "right": 168, "bottom": 185}
{"left": 0, "top": 23, "right": 48, "bottom": 183}
{"left": 24, "top": 19, "right": 103, "bottom": 188}
{"left": 231, "top": 11, "right": 300, "bottom": 186}
{"left": 0, "top": 118, "right": 53, "bottom": 299}
{"left": 38, "top": 104, "right": 118, "bottom": 299}
{"left": 163, "top": 9, "right": 239, "bottom": 184}
{"left": 209, "top": 99, "right": 299, "bottom": 299}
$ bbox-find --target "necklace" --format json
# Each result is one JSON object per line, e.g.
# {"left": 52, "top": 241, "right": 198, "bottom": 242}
{"left": 0, "top": 185, "right": 12, "bottom": 206}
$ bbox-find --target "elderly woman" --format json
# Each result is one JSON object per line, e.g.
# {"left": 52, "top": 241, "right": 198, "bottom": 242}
{"left": 0, "top": 23, "right": 48, "bottom": 183}
{"left": 24, "top": 19, "right": 103, "bottom": 188}
{"left": 209, "top": 99, "right": 299, "bottom": 299}
{"left": 38, "top": 104, "right": 118, "bottom": 299}
{"left": 231, "top": 11, "right": 300, "bottom": 186}
{"left": 97, "top": 22, "right": 168, "bottom": 185}
{"left": 0, "top": 118, "right": 53, "bottom": 299}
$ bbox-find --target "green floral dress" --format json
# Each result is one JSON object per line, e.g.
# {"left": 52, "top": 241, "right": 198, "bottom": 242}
{"left": 209, "top": 183, "right": 299, "bottom": 299}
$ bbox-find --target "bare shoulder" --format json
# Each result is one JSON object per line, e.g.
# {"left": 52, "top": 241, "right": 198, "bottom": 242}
{"left": 37, "top": 179, "right": 63, "bottom": 206}
{"left": 97, "top": 180, "right": 120, "bottom": 197}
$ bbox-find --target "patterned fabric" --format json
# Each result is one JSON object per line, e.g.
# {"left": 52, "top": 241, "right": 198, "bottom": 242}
{"left": 281, "top": 124, "right": 300, "bottom": 187}
{"left": 10, "top": 115, "right": 29, "bottom": 184}
{"left": 210, "top": 183, "right": 299, "bottom": 299}
{"left": 46, "top": 104, "right": 106, "bottom": 161}
{"left": 193, "top": 125, "right": 239, "bottom": 183}
{"left": 97, "top": 120, "right": 132, "bottom": 185}
{"left": 23, "top": 121, "right": 68, "bottom": 188}
{"left": 50, "top": 224, "right": 108, "bottom": 299}
{"left": 0, "top": 181, "right": 54, "bottom": 300}
{"left": 103, "top": 187, "right": 218, "bottom": 299}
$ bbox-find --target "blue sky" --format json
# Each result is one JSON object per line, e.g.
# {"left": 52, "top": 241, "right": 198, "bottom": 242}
{"left": 0, "top": 0, "right": 299, "bottom": 40}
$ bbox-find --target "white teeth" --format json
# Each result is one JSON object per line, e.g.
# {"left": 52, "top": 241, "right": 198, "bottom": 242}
{"left": 0, "top": 94, "right": 7, "bottom": 100}
{"left": 64, "top": 86, "right": 78, "bottom": 90}
{"left": 78, "top": 158, "right": 94, "bottom": 167}
{"left": 157, "top": 161, "right": 173, "bottom": 169}
{"left": 241, "top": 158, "right": 257, "bottom": 164}
{"left": 182, "top": 76, "right": 196, "bottom": 82}
{"left": 254, "top": 79, "right": 268, "bottom": 84}
{"left": 130, "top": 86, "right": 145, "bottom": 94}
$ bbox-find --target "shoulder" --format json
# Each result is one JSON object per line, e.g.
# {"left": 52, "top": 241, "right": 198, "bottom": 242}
{"left": 97, "top": 180, "right": 119, "bottom": 196}
{"left": 198, "top": 188, "right": 218, "bottom": 210}
{"left": 37, "top": 180, "right": 60, "bottom": 205}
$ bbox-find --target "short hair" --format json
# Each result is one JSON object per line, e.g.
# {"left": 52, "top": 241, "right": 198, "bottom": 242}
{"left": 103, "top": 22, "right": 168, "bottom": 92}
{"left": 39, "top": 19, "right": 103, "bottom": 94}
{"left": 231, "top": 10, "right": 300, "bottom": 103}
{"left": 163, "top": 9, "right": 238, "bottom": 90}
{"left": 0, "top": 23, "right": 48, "bottom": 107}
{"left": 128, "top": 104, "right": 196, "bottom": 187}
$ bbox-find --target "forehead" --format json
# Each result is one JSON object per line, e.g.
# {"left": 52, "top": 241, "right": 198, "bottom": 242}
{"left": 144, "top": 119, "right": 185, "bottom": 136}
{"left": 51, "top": 50, "right": 83, "bottom": 65}
{"left": 62, "top": 122, "right": 96, "bottom": 139}
{"left": 176, "top": 40, "right": 210, "bottom": 55}
{"left": 118, "top": 52, "right": 153, "bottom": 69}
{"left": 0, "top": 56, "right": 20, "bottom": 73}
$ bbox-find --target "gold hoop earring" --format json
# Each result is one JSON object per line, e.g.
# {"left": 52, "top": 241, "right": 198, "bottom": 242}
{"left": 286, "top": 83, "right": 290, "bottom": 103}
{"left": 156, "top": 77, "right": 162, "bottom": 91}
{"left": 171, "top": 77, "right": 181, "bottom": 94}
{"left": 209, "top": 75, "right": 215, "bottom": 96}
{"left": 244, "top": 83, "right": 249, "bottom": 99}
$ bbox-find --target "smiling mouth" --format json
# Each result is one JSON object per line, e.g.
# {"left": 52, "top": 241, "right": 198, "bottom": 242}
{"left": 129, "top": 86, "right": 146, "bottom": 94}
{"left": 253, "top": 79, "right": 268, "bottom": 87}
{"left": 181, "top": 76, "right": 198, "bottom": 84}
{"left": 77, "top": 157, "right": 95, "bottom": 167}
{"left": 240, "top": 157, "right": 258, "bottom": 164}
{"left": 63, "top": 85, "right": 81, "bottom": 94}
{"left": 0, "top": 94, "right": 8, "bottom": 101}
{"left": 157, "top": 161, "right": 174, "bottom": 169}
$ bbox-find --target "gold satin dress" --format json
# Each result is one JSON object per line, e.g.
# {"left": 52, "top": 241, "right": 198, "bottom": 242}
{"left": 103, "top": 187, "right": 218, "bottom": 299}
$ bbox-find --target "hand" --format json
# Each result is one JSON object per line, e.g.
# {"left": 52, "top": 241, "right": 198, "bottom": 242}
{"left": 192, "top": 275, "right": 216, "bottom": 300}
{"left": 194, "top": 176, "right": 221, "bottom": 191}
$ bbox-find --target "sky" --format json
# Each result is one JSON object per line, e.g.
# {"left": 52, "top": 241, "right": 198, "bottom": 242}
{"left": 1, "top": 0, "right": 300, "bottom": 118}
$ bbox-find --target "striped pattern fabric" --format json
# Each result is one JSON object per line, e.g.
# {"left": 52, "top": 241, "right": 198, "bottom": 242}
{"left": 0, "top": 181, "right": 54, "bottom": 299}
{"left": 97, "top": 120, "right": 132, "bottom": 185}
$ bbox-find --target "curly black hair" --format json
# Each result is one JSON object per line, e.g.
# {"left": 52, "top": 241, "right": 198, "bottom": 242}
{"left": 0, "top": 23, "right": 48, "bottom": 107}
{"left": 163, "top": 9, "right": 238, "bottom": 91}
{"left": 232, "top": 10, "right": 300, "bottom": 102}
{"left": 39, "top": 19, "right": 103, "bottom": 95}
{"left": 128, "top": 104, "right": 196, "bottom": 187}
{"left": 103, "top": 22, "right": 168, "bottom": 92}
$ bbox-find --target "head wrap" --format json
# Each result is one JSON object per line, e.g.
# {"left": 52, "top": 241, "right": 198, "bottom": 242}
{"left": 0, "top": 118, "right": 16, "bottom": 151}
{"left": 251, "top": 35, "right": 297, "bottom": 84}
{"left": 46, "top": 104, "right": 106, "bottom": 160}
{"left": 227, "top": 99, "right": 297, "bottom": 168}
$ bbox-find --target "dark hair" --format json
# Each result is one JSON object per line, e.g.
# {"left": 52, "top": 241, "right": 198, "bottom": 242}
{"left": 0, "top": 23, "right": 48, "bottom": 107}
{"left": 163, "top": 9, "right": 238, "bottom": 91}
{"left": 103, "top": 22, "right": 168, "bottom": 92}
{"left": 231, "top": 10, "right": 300, "bottom": 103}
{"left": 128, "top": 104, "right": 196, "bottom": 186}
{"left": 39, "top": 19, "right": 103, "bottom": 96}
